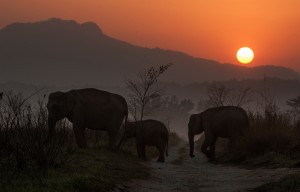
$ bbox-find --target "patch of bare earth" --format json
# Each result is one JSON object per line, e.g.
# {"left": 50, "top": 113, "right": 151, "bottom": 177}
{"left": 114, "top": 142, "right": 298, "bottom": 192}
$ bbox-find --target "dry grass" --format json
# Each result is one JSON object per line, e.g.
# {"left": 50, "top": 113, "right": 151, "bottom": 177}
{"left": 217, "top": 111, "right": 300, "bottom": 167}
{"left": 252, "top": 174, "right": 300, "bottom": 192}
{"left": 0, "top": 92, "right": 150, "bottom": 192}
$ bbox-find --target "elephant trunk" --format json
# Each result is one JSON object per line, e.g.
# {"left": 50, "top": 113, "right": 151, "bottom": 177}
{"left": 189, "top": 130, "right": 195, "bottom": 158}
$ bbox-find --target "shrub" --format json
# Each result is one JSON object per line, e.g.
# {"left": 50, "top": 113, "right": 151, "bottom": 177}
{"left": 219, "top": 110, "right": 300, "bottom": 166}
{"left": 0, "top": 92, "right": 74, "bottom": 177}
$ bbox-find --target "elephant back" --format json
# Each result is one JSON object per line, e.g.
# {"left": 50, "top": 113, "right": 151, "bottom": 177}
{"left": 68, "top": 88, "right": 128, "bottom": 121}
{"left": 204, "top": 106, "right": 248, "bottom": 137}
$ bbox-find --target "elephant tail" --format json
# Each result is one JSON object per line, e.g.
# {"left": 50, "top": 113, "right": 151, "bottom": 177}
{"left": 166, "top": 137, "right": 169, "bottom": 157}
{"left": 117, "top": 111, "right": 128, "bottom": 149}
{"left": 124, "top": 111, "right": 128, "bottom": 132}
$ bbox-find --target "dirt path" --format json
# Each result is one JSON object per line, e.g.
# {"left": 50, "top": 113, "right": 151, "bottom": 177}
{"left": 114, "top": 142, "right": 297, "bottom": 192}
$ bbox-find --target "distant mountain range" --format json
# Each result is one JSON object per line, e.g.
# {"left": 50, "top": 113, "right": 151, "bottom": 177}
{"left": 0, "top": 18, "right": 299, "bottom": 86}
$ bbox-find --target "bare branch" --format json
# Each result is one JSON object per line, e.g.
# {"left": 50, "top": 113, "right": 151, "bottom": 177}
{"left": 206, "top": 83, "right": 252, "bottom": 107}
{"left": 125, "top": 63, "right": 172, "bottom": 121}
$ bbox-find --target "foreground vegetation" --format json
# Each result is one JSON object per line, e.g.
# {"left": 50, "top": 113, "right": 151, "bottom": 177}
{"left": 0, "top": 93, "right": 147, "bottom": 192}
{"left": 211, "top": 110, "right": 300, "bottom": 168}
{"left": 1, "top": 147, "right": 150, "bottom": 192}
{"left": 0, "top": 92, "right": 183, "bottom": 192}
{"left": 194, "top": 107, "right": 300, "bottom": 191}
{"left": 252, "top": 175, "right": 300, "bottom": 192}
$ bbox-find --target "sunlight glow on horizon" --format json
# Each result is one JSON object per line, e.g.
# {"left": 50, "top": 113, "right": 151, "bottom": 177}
{"left": 0, "top": 0, "right": 299, "bottom": 70}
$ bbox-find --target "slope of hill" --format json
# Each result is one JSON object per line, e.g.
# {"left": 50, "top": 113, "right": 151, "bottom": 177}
{"left": 0, "top": 18, "right": 299, "bottom": 86}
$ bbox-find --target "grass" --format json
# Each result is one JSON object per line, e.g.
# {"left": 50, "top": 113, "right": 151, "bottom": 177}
{"left": 0, "top": 92, "right": 151, "bottom": 192}
{"left": 168, "top": 132, "right": 182, "bottom": 147}
{"left": 171, "top": 147, "right": 187, "bottom": 165}
{"left": 0, "top": 147, "right": 150, "bottom": 192}
{"left": 252, "top": 174, "right": 300, "bottom": 192}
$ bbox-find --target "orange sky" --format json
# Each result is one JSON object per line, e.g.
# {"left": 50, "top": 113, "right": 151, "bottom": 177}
{"left": 1, "top": 0, "right": 300, "bottom": 71}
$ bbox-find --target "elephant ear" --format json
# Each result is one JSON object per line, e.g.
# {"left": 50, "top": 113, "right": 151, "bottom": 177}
{"left": 47, "top": 92, "right": 64, "bottom": 109}
{"left": 196, "top": 113, "right": 204, "bottom": 133}
{"left": 65, "top": 92, "right": 76, "bottom": 113}
{"left": 188, "top": 114, "right": 198, "bottom": 130}
{"left": 49, "top": 92, "right": 63, "bottom": 101}
{"left": 189, "top": 114, "right": 203, "bottom": 134}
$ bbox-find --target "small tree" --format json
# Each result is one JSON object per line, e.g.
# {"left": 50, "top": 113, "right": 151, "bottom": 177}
{"left": 257, "top": 78, "right": 278, "bottom": 121}
{"left": 227, "top": 87, "right": 253, "bottom": 107}
{"left": 207, "top": 83, "right": 230, "bottom": 107}
{"left": 125, "top": 63, "right": 172, "bottom": 121}
{"left": 206, "top": 82, "right": 252, "bottom": 107}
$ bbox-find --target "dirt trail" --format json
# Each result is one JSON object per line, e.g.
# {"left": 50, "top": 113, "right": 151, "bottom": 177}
{"left": 115, "top": 142, "right": 297, "bottom": 192}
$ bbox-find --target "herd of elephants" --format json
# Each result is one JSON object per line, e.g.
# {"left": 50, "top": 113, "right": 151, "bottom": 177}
{"left": 47, "top": 88, "right": 249, "bottom": 162}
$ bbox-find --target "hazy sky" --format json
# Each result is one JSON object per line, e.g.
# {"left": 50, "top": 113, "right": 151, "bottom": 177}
{"left": 1, "top": 0, "right": 299, "bottom": 71}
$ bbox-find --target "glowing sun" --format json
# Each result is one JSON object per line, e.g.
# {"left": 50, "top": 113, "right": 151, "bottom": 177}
{"left": 236, "top": 47, "right": 254, "bottom": 64}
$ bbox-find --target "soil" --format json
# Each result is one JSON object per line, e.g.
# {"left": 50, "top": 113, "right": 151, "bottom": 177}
{"left": 114, "top": 141, "right": 297, "bottom": 192}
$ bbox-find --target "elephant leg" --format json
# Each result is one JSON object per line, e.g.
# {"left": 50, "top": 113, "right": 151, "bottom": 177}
{"left": 205, "top": 137, "right": 217, "bottom": 162}
{"left": 108, "top": 130, "right": 118, "bottom": 151}
{"left": 141, "top": 145, "right": 146, "bottom": 160}
{"left": 228, "top": 137, "right": 239, "bottom": 154}
{"left": 108, "top": 119, "right": 124, "bottom": 151}
{"left": 108, "top": 126, "right": 120, "bottom": 151}
{"left": 157, "top": 144, "right": 165, "bottom": 162}
{"left": 204, "top": 131, "right": 217, "bottom": 161}
{"left": 201, "top": 140, "right": 210, "bottom": 158}
{"left": 209, "top": 142, "right": 216, "bottom": 162}
{"left": 73, "top": 124, "right": 87, "bottom": 148}
{"left": 136, "top": 141, "right": 144, "bottom": 160}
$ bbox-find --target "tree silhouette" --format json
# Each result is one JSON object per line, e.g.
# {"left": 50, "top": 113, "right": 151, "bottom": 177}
{"left": 206, "top": 82, "right": 252, "bottom": 107}
{"left": 125, "top": 63, "right": 172, "bottom": 121}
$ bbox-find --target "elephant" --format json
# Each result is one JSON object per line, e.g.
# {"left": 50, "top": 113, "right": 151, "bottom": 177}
{"left": 122, "top": 119, "right": 169, "bottom": 162}
{"left": 47, "top": 88, "right": 128, "bottom": 150}
{"left": 188, "top": 106, "right": 249, "bottom": 161}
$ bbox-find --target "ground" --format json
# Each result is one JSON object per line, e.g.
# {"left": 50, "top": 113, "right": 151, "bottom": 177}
{"left": 114, "top": 141, "right": 297, "bottom": 192}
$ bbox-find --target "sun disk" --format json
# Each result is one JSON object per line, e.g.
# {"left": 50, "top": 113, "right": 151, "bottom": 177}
{"left": 236, "top": 47, "right": 254, "bottom": 64}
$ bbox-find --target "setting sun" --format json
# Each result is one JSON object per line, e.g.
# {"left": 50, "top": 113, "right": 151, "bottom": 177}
{"left": 236, "top": 47, "right": 254, "bottom": 64}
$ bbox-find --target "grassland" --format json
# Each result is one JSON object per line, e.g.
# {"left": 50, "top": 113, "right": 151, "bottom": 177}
{"left": 0, "top": 146, "right": 150, "bottom": 192}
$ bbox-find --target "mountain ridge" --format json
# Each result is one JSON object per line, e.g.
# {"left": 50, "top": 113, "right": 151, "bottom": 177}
{"left": 0, "top": 18, "right": 299, "bottom": 86}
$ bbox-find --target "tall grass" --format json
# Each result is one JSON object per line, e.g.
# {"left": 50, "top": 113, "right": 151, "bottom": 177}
{"left": 0, "top": 92, "right": 74, "bottom": 183}
{"left": 220, "top": 108, "right": 300, "bottom": 166}
{"left": 0, "top": 92, "right": 151, "bottom": 192}
{"left": 241, "top": 111, "right": 297, "bottom": 154}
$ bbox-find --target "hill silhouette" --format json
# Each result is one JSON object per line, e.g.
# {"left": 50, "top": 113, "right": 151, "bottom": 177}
{"left": 0, "top": 18, "right": 299, "bottom": 86}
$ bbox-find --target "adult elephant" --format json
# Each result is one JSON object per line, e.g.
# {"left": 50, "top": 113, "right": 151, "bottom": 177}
{"left": 47, "top": 88, "right": 128, "bottom": 149}
{"left": 188, "top": 106, "right": 249, "bottom": 161}
{"left": 122, "top": 119, "right": 169, "bottom": 162}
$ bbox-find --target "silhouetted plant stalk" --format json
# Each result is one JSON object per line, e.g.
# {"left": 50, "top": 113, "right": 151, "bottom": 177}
{"left": 286, "top": 96, "right": 300, "bottom": 125}
{"left": 125, "top": 63, "right": 172, "bottom": 121}
{"left": 0, "top": 92, "right": 74, "bottom": 176}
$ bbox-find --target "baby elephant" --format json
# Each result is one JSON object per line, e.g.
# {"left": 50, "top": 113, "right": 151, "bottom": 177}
{"left": 124, "top": 119, "right": 169, "bottom": 162}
